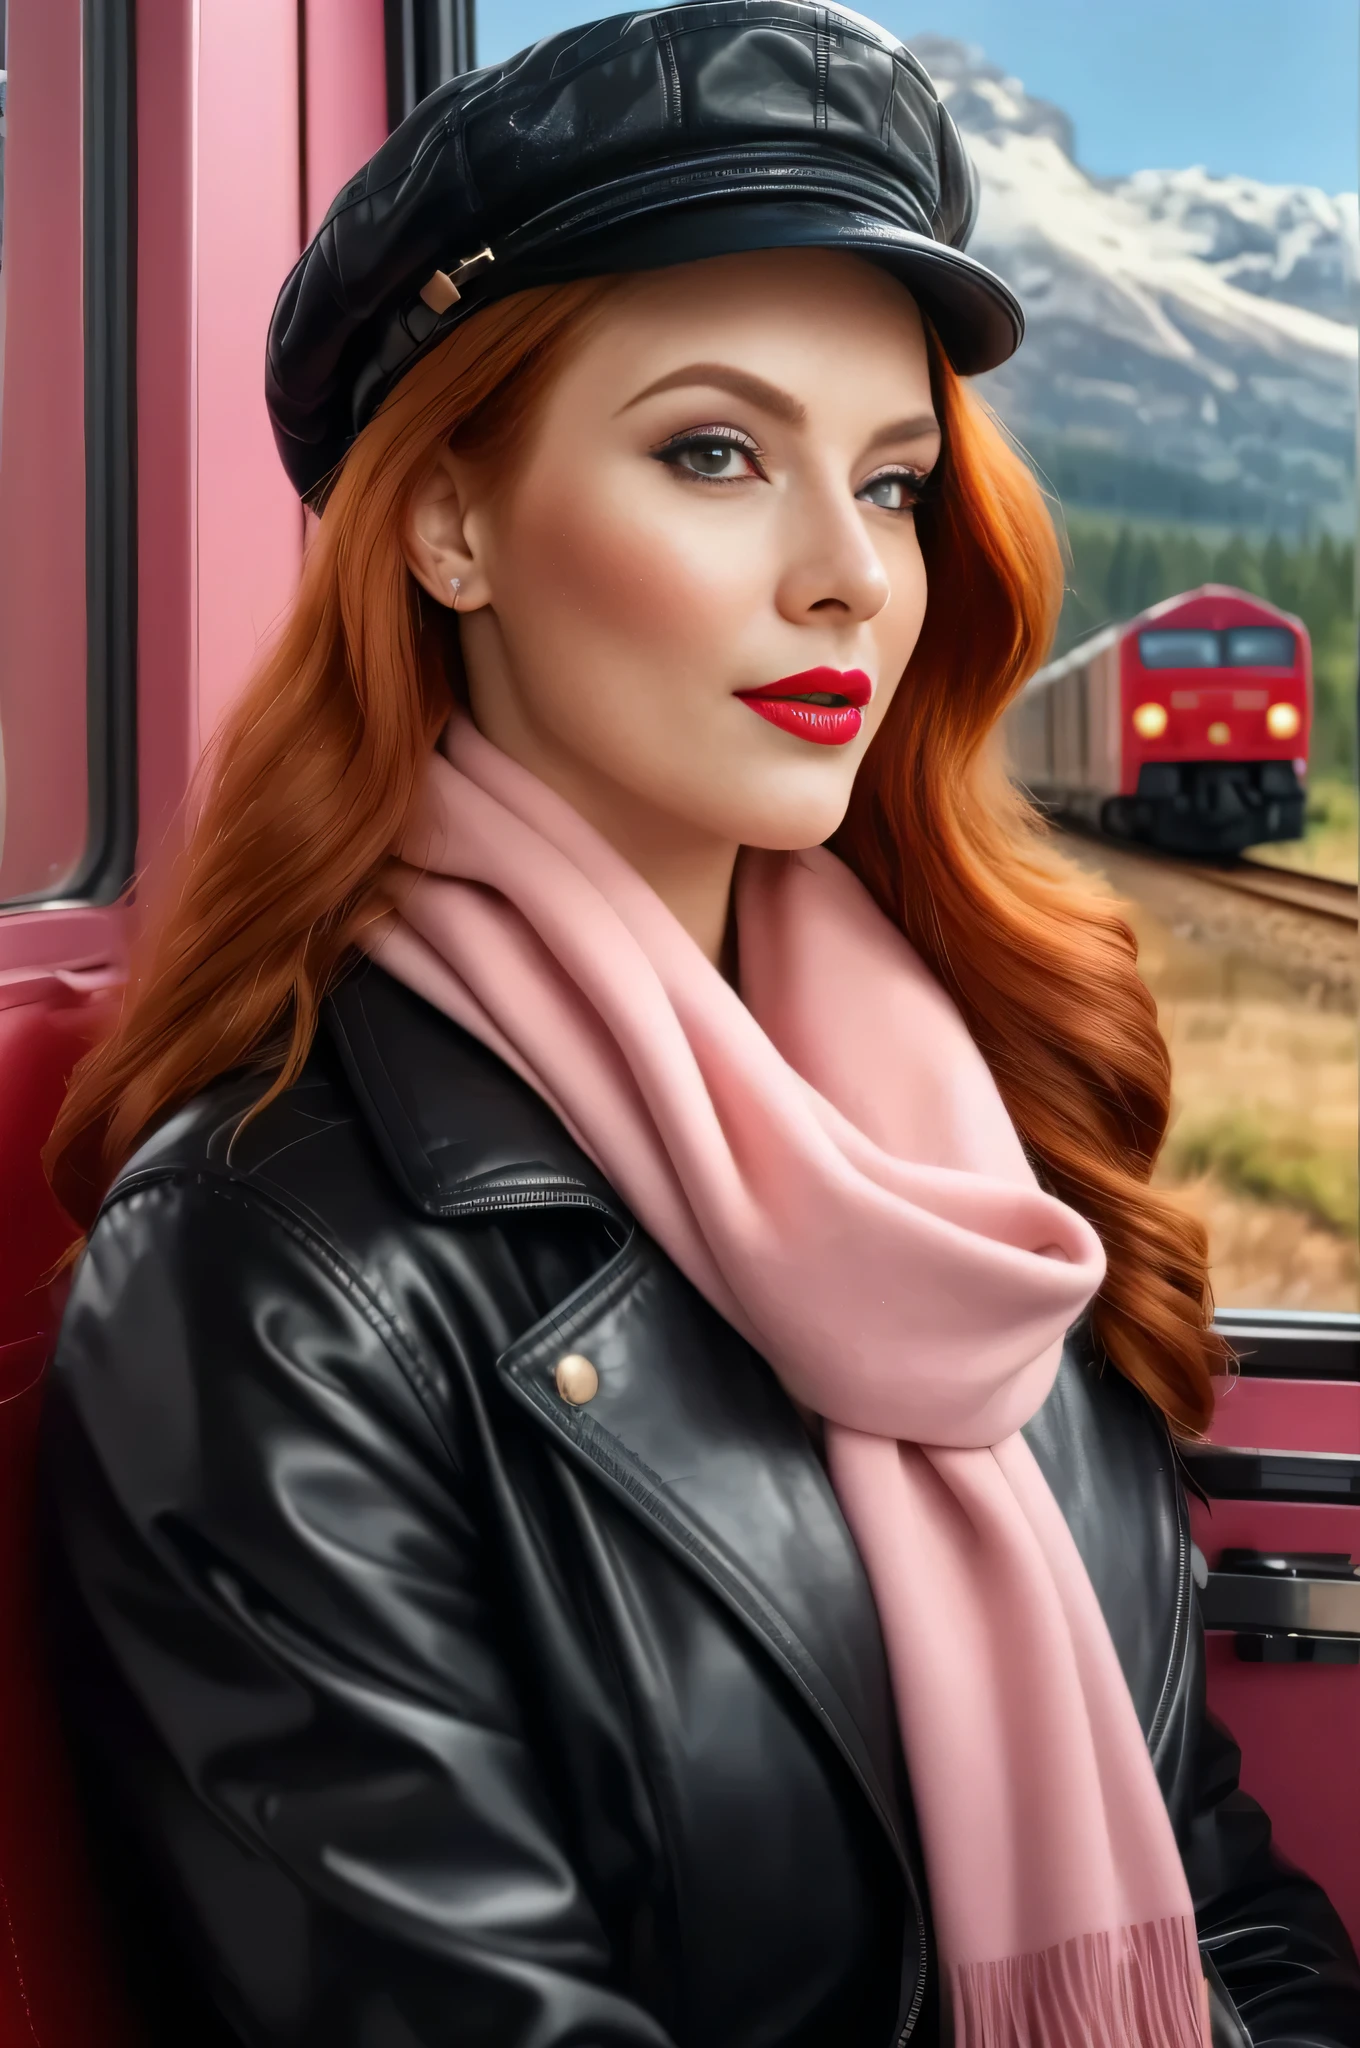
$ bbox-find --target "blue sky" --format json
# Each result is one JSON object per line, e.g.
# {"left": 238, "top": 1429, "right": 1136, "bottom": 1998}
{"left": 477, "top": 0, "right": 1359, "bottom": 192}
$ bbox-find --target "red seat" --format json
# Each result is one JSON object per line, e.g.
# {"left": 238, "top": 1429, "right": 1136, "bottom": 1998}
{"left": 0, "top": 983, "right": 140, "bottom": 2047}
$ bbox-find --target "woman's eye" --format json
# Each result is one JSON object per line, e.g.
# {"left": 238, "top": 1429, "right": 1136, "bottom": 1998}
{"left": 857, "top": 471, "right": 926, "bottom": 512}
{"left": 657, "top": 433, "right": 762, "bottom": 482}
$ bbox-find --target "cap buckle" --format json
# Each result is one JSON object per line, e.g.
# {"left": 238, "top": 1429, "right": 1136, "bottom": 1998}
{"left": 418, "top": 246, "right": 495, "bottom": 315}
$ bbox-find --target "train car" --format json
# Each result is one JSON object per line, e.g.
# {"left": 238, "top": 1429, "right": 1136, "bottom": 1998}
{"left": 1006, "top": 583, "right": 1312, "bottom": 855}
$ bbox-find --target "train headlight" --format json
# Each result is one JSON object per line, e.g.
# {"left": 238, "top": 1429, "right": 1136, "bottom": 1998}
{"left": 1266, "top": 701, "right": 1301, "bottom": 739}
{"left": 1207, "top": 721, "right": 1231, "bottom": 746}
{"left": 1132, "top": 702, "right": 1168, "bottom": 739}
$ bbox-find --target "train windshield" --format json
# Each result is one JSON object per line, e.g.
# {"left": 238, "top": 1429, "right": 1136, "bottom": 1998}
{"left": 1224, "top": 625, "right": 1297, "bottom": 666}
{"left": 1138, "top": 629, "right": 1220, "bottom": 667}
{"left": 1138, "top": 626, "right": 1297, "bottom": 669}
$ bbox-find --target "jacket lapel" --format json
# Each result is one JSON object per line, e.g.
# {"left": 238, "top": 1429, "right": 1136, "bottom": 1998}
{"left": 495, "top": 1228, "right": 912, "bottom": 1872}
{"left": 326, "top": 962, "right": 912, "bottom": 1873}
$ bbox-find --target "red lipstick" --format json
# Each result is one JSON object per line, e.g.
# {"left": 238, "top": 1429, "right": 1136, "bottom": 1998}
{"left": 735, "top": 667, "right": 872, "bottom": 747}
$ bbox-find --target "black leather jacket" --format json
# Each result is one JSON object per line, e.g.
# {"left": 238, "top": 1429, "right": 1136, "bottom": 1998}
{"left": 38, "top": 961, "right": 1360, "bottom": 2048}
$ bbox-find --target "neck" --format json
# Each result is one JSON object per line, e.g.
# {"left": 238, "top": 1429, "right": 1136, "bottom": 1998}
{"left": 464, "top": 701, "right": 739, "bottom": 972}
{"left": 628, "top": 831, "right": 741, "bottom": 976}
{"left": 574, "top": 795, "right": 740, "bottom": 972}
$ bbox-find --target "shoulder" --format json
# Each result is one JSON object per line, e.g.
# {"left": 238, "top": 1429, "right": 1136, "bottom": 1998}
{"left": 103, "top": 958, "right": 622, "bottom": 1250}
{"left": 95, "top": 959, "right": 628, "bottom": 1306}
{"left": 56, "top": 962, "right": 629, "bottom": 1461}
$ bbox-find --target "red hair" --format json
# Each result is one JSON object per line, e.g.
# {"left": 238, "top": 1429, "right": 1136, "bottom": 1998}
{"left": 46, "top": 280, "right": 1222, "bottom": 1434}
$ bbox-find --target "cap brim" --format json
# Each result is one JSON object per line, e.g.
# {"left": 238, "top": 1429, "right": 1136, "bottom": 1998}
{"left": 495, "top": 199, "right": 1023, "bottom": 376}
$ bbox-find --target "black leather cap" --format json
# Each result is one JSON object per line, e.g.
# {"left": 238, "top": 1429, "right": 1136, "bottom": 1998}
{"left": 266, "top": 2, "right": 1024, "bottom": 500}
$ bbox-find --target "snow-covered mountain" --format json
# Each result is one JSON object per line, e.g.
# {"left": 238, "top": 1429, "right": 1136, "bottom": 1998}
{"left": 912, "top": 38, "right": 1358, "bottom": 534}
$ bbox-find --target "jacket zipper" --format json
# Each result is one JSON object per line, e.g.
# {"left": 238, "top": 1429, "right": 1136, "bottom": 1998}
{"left": 894, "top": 1912, "right": 929, "bottom": 2046}
{"left": 435, "top": 1182, "right": 622, "bottom": 1223}
{"left": 109, "top": 1167, "right": 628, "bottom": 1232}
{"left": 1147, "top": 1441, "right": 1193, "bottom": 1757}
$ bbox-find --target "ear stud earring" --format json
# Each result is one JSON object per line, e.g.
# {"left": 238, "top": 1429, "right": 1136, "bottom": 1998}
{"left": 449, "top": 577, "right": 462, "bottom": 608}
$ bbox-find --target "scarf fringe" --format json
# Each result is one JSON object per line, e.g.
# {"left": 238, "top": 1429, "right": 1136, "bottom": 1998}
{"left": 953, "top": 1914, "right": 1207, "bottom": 2048}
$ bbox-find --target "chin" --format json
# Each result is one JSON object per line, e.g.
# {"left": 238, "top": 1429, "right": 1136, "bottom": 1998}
{"left": 715, "top": 779, "right": 857, "bottom": 854}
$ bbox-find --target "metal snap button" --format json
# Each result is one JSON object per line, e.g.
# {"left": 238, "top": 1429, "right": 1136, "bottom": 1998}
{"left": 554, "top": 1353, "right": 599, "bottom": 1405}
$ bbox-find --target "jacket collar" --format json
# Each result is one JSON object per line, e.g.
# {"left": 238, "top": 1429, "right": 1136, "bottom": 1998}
{"left": 325, "top": 958, "right": 623, "bottom": 1222}
{"left": 324, "top": 959, "right": 916, "bottom": 1880}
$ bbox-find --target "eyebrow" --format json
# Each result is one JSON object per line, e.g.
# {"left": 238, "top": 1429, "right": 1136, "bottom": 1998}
{"left": 864, "top": 415, "right": 941, "bottom": 457}
{"left": 618, "top": 362, "right": 808, "bottom": 424}
{"left": 616, "top": 361, "right": 939, "bottom": 453}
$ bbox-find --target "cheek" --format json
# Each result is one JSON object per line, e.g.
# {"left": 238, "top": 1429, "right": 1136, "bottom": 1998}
{"left": 879, "top": 528, "right": 930, "bottom": 667}
{"left": 857, "top": 529, "right": 928, "bottom": 746}
{"left": 500, "top": 467, "right": 756, "bottom": 659}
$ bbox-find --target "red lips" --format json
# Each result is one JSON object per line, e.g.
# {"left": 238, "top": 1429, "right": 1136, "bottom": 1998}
{"left": 735, "top": 667, "right": 873, "bottom": 747}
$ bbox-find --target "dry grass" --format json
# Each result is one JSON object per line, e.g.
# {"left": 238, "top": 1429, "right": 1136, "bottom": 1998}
{"left": 1149, "top": 968, "right": 1357, "bottom": 1311}
{"left": 1165, "top": 1111, "right": 1355, "bottom": 1234}
{"left": 1055, "top": 829, "right": 1359, "bottom": 1311}
{"left": 1161, "top": 1175, "right": 1359, "bottom": 1311}
{"left": 1154, "top": 997, "right": 1357, "bottom": 1230}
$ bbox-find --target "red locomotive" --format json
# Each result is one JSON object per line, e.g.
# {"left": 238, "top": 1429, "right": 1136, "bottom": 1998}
{"left": 1006, "top": 584, "right": 1312, "bottom": 855}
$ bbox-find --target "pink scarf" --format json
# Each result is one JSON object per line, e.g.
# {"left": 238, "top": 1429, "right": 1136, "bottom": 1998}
{"left": 364, "top": 716, "right": 1208, "bottom": 2048}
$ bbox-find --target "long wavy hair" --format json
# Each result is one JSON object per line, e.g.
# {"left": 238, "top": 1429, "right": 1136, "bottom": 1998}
{"left": 46, "top": 275, "right": 1224, "bottom": 1434}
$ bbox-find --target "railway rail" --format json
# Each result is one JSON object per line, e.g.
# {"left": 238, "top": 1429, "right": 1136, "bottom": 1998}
{"left": 1183, "top": 858, "right": 1359, "bottom": 927}
{"left": 1056, "top": 827, "right": 1359, "bottom": 927}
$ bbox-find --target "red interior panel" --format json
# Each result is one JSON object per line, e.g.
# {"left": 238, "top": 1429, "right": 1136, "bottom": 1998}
{"left": 1211, "top": 1375, "right": 1360, "bottom": 1455}
{"left": 0, "top": 984, "right": 138, "bottom": 2046}
{"left": 1191, "top": 1489, "right": 1360, "bottom": 1946}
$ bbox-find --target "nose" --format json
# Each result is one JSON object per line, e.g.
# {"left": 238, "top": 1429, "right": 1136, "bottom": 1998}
{"left": 773, "top": 475, "right": 892, "bottom": 627}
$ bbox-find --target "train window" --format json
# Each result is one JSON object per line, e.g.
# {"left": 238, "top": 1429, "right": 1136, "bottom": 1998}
{"left": 470, "top": 3, "right": 1358, "bottom": 1316}
{"left": 0, "top": 0, "right": 134, "bottom": 909}
{"left": 941, "top": 3, "right": 1358, "bottom": 1316}
{"left": 1139, "top": 629, "right": 1224, "bottom": 669}
{"left": 1224, "top": 626, "right": 1297, "bottom": 668}
{"left": 1139, "top": 626, "right": 1301, "bottom": 669}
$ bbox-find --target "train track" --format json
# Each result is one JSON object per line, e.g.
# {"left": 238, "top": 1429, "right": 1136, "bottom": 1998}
{"left": 1056, "top": 826, "right": 1359, "bottom": 927}
{"left": 1177, "top": 859, "right": 1358, "bottom": 927}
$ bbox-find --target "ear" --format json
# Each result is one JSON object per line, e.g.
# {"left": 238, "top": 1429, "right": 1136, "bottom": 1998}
{"left": 402, "top": 444, "right": 491, "bottom": 610}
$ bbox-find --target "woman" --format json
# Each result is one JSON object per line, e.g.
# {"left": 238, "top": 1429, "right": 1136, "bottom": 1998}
{"left": 37, "top": 8, "right": 1360, "bottom": 2047}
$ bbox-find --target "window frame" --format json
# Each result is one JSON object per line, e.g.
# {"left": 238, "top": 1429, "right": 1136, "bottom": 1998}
{"left": 0, "top": 0, "right": 137, "bottom": 915}
{"left": 73, "top": 0, "right": 136, "bottom": 908}
{"left": 385, "top": 0, "right": 475, "bottom": 127}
